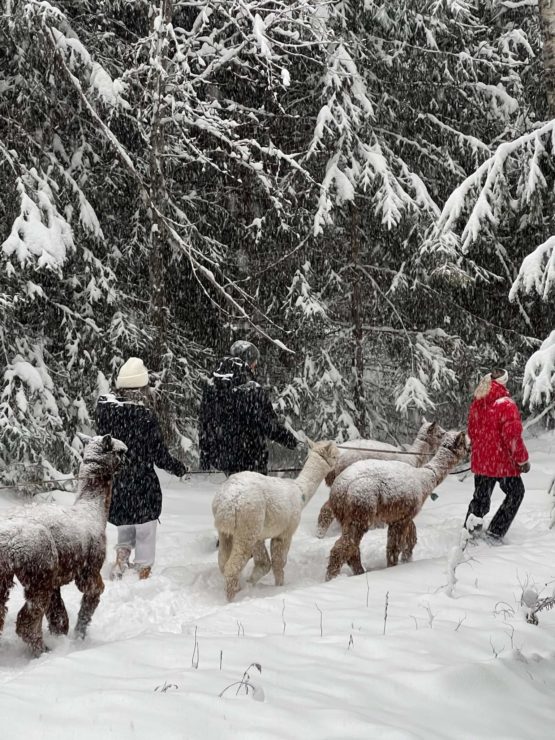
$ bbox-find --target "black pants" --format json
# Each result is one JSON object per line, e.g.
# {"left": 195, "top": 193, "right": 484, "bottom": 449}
{"left": 465, "top": 475, "right": 525, "bottom": 538}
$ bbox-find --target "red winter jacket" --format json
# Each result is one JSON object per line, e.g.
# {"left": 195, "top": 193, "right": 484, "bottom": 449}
{"left": 468, "top": 381, "right": 529, "bottom": 478}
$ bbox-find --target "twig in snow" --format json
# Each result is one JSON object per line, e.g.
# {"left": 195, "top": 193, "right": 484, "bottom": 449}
{"left": 422, "top": 604, "right": 436, "bottom": 628}
{"left": 191, "top": 626, "right": 199, "bottom": 669}
{"left": 445, "top": 516, "right": 481, "bottom": 597}
{"left": 219, "top": 650, "right": 223, "bottom": 671}
{"left": 237, "top": 620, "right": 245, "bottom": 637}
{"left": 493, "top": 601, "right": 516, "bottom": 621}
{"left": 365, "top": 572, "right": 370, "bottom": 608}
{"left": 454, "top": 613, "right": 467, "bottom": 632}
{"left": 315, "top": 603, "right": 323, "bottom": 637}
{"left": 154, "top": 681, "right": 179, "bottom": 692}
{"left": 219, "top": 663, "right": 264, "bottom": 702}
{"left": 383, "top": 591, "right": 389, "bottom": 635}
{"left": 489, "top": 636, "right": 503, "bottom": 658}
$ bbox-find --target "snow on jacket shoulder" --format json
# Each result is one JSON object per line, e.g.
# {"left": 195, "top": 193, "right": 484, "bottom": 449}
{"left": 96, "top": 394, "right": 187, "bottom": 526}
{"left": 468, "top": 381, "right": 529, "bottom": 478}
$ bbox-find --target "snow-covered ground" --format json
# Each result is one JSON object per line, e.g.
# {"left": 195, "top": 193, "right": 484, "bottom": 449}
{"left": 1, "top": 435, "right": 554, "bottom": 740}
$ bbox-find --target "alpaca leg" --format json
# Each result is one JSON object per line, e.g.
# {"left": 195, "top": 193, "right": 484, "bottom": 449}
{"left": 0, "top": 574, "right": 14, "bottom": 635}
{"left": 223, "top": 540, "right": 255, "bottom": 602}
{"left": 74, "top": 571, "right": 104, "bottom": 639}
{"left": 386, "top": 522, "right": 406, "bottom": 567}
{"left": 326, "top": 533, "right": 350, "bottom": 581}
{"left": 16, "top": 584, "right": 51, "bottom": 656}
{"left": 45, "top": 588, "right": 69, "bottom": 636}
{"left": 248, "top": 540, "right": 271, "bottom": 584}
{"left": 270, "top": 534, "right": 292, "bottom": 587}
{"left": 345, "top": 522, "right": 367, "bottom": 576}
{"left": 401, "top": 521, "right": 417, "bottom": 563}
{"left": 316, "top": 500, "right": 335, "bottom": 538}
{"left": 218, "top": 533, "right": 233, "bottom": 574}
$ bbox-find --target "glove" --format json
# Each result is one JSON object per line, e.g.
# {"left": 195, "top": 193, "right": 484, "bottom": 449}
{"left": 518, "top": 461, "right": 531, "bottom": 474}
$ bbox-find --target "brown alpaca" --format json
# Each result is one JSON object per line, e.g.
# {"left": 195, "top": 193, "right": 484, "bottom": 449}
{"left": 0, "top": 434, "right": 126, "bottom": 656}
{"left": 317, "top": 420, "right": 445, "bottom": 538}
{"left": 325, "top": 431, "right": 468, "bottom": 581}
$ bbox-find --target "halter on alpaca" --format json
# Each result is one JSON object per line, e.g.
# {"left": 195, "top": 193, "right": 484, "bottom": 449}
{"left": 0, "top": 434, "right": 126, "bottom": 656}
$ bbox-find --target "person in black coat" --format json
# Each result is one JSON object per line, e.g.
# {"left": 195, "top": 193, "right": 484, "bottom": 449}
{"left": 96, "top": 357, "right": 187, "bottom": 580}
{"left": 198, "top": 340, "right": 298, "bottom": 475}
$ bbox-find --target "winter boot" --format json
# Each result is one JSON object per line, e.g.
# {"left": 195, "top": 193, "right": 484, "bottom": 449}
{"left": 110, "top": 547, "right": 131, "bottom": 580}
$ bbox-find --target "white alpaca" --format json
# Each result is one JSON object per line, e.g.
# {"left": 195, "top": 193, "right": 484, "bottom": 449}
{"left": 213, "top": 440, "right": 338, "bottom": 601}
{"left": 316, "top": 420, "right": 445, "bottom": 538}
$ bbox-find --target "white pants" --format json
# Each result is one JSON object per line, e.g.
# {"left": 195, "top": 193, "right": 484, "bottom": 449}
{"left": 116, "top": 520, "right": 157, "bottom": 567}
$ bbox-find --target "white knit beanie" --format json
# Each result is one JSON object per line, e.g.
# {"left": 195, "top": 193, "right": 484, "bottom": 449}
{"left": 116, "top": 358, "right": 149, "bottom": 389}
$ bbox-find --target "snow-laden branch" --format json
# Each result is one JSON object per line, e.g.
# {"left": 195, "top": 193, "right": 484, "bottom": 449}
{"left": 523, "top": 331, "right": 555, "bottom": 407}
{"left": 510, "top": 235, "right": 555, "bottom": 301}
{"left": 39, "top": 10, "right": 293, "bottom": 353}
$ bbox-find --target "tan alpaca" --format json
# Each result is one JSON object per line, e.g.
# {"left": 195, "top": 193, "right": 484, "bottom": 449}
{"left": 213, "top": 440, "right": 338, "bottom": 601}
{"left": 325, "top": 431, "right": 468, "bottom": 581}
{"left": 317, "top": 420, "right": 445, "bottom": 538}
{"left": 0, "top": 435, "right": 126, "bottom": 656}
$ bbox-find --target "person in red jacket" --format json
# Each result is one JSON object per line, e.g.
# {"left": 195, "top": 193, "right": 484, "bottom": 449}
{"left": 465, "top": 369, "right": 530, "bottom": 542}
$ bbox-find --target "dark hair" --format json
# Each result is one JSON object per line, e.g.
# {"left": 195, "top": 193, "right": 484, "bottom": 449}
{"left": 491, "top": 369, "right": 506, "bottom": 379}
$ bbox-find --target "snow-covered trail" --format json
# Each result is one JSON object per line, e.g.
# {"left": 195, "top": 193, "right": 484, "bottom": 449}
{"left": 0, "top": 434, "right": 554, "bottom": 739}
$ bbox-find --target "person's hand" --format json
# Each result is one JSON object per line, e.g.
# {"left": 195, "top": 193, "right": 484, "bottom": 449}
{"left": 518, "top": 461, "right": 531, "bottom": 474}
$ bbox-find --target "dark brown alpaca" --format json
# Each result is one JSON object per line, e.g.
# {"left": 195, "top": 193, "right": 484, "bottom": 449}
{"left": 317, "top": 421, "right": 445, "bottom": 538}
{"left": 325, "top": 431, "right": 468, "bottom": 581}
{"left": 0, "top": 434, "right": 126, "bottom": 656}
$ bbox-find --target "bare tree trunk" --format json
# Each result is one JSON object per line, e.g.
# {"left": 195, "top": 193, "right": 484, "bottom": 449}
{"left": 350, "top": 201, "right": 368, "bottom": 437}
{"left": 540, "top": 0, "right": 555, "bottom": 115}
{"left": 148, "top": 0, "right": 173, "bottom": 441}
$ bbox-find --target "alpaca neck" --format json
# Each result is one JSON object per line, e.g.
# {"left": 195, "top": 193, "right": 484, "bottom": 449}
{"left": 407, "top": 435, "right": 433, "bottom": 467}
{"left": 420, "top": 446, "right": 460, "bottom": 502}
{"left": 74, "top": 476, "right": 113, "bottom": 520}
{"left": 295, "top": 452, "right": 330, "bottom": 508}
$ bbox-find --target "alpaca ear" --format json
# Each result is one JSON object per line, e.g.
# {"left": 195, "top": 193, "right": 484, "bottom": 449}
{"left": 101, "top": 434, "right": 113, "bottom": 452}
{"left": 422, "top": 416, "right": 428, "bottom": 424}
{"left": 77, "top": 432, "right": 92, "bottom": 446}
{"left": 305, "top": 437, "right": 315, "bottom": 449}
{"left": 429, "top": 421, "right": 437, "bottom": 431}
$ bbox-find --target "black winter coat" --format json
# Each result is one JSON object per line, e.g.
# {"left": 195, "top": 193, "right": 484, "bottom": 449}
{"left": 198, "top": 357, "right": 298, "bottom": 475}
{"left": 96, "top": 394, "right": 187, "bottom": 526}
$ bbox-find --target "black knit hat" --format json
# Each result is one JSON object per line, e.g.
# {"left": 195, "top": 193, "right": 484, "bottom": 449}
{"left": 230, "top": 340, "right": 260, "bottom": 366}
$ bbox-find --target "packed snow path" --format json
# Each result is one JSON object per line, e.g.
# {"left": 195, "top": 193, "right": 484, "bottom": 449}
{"left": 0, "top": 435, "right": 554, "bottom": 739}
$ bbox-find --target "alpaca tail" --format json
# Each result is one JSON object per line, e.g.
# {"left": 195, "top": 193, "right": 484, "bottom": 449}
{"left": 325, "top": 468, "right": 337, "bottom": 487}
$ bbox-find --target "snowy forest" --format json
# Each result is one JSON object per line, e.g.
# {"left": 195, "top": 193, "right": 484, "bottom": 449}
{"left": 1, "top": 0, "right": 554, "bottom": 478}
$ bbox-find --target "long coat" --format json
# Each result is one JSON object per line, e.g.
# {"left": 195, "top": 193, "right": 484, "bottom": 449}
{"left": 96, "top": 394, "right": 187, "bottom": 526}
{"left": 468, "top": 381, "right": 529, "bottom": 478}
{"left": 198, "top": 356, "right": 298, "bottom": 475}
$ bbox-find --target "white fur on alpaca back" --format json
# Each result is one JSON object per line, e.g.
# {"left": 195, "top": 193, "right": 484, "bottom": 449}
{"left": 335, "top": 440, "right": 413, "bottom": 478}
{"left": 332, "top": 459, "right": 434, "bottom": 519}
{"left": 213, "top": 473, "right": 304, "bottom": 539}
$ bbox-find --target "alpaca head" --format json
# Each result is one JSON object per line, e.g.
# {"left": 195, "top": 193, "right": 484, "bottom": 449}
{"left": 438, "top": 430, "right": 468, "bottom": 461}
{"left": 79, "top": 434, "right": 127, "bottom": 479}
{"left": 417, "top": 419, "right": 446, "bottom": 447}
{"left": 307, "top": 439, "right": 339, "bottom": 470}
